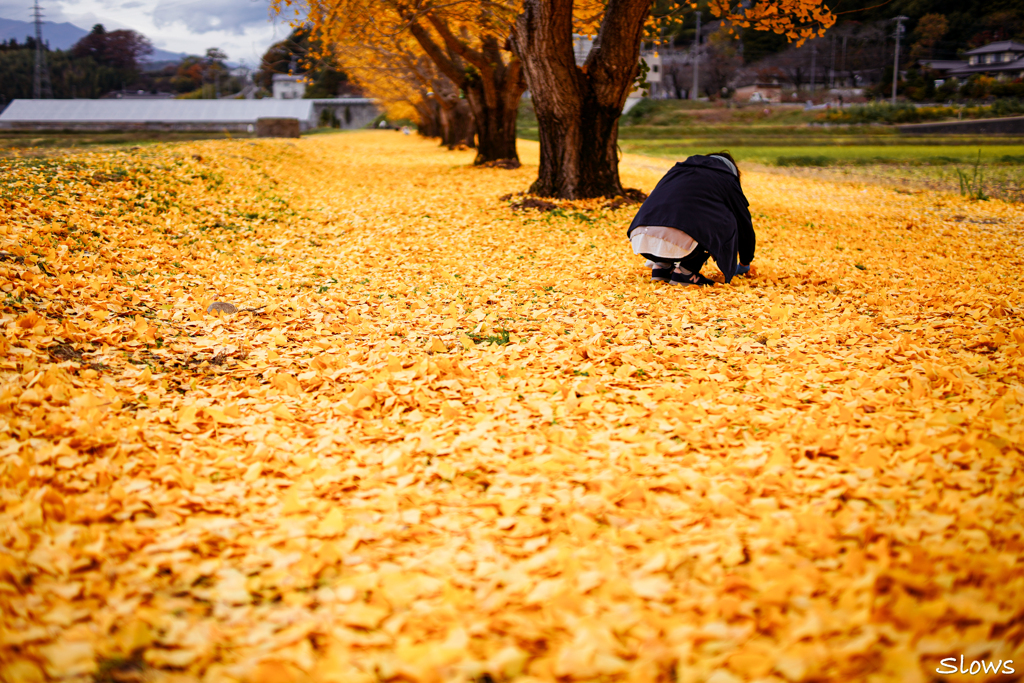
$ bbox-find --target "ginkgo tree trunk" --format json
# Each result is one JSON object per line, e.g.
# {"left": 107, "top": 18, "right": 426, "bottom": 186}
{"left": 405, "top": 16, "right": 525, "bottom": 166}
{"left": 398, "top": 50, "right": 477, "bottom": 149}
{"left": 508, "top": 0, "right": 835, "bottom": 199}
{"left": 297, "top": 0, "right": 525, "bottom": 166}
{"left": 510, "top": 0, "right": 651, "bottom": 198}
{"left": 422, "top": 75, "right": 476, "bottom": 150}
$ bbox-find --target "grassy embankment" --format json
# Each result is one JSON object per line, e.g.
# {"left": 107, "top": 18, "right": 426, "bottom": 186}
{"left": 0, "top": 130, "right": 248, "bottom": 156}
{"left": 517, "top": 99, "right": 1024, "bottom": 201}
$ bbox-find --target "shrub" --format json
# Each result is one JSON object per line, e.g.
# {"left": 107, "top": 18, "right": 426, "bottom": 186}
{"left": 821, "top": 102, "right": 932, "bottom": 124}
{"left": 935, "top": 79, "right": 960, "bottom": 101}
{"left": 622, "top": 97, "right": 660, "bottom": 124}
{"left": 990, "top": 97, "right": 1024, "bottom": 116}
{"left": 821, "top": 99, "right": 1023, "bottom": 125}
{"left": 992, "top": 81, "right": 1024, "bottom": 99}
{"left": 962, "top": 75, "right": 994, "bottom": 100}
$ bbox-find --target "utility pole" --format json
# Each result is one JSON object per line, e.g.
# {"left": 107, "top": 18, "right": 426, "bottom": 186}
{"left": 810, "top": 43, "right": 817, "bottom": 93}
{"left": 892, "top": 16, "right": 908, "bottom": 105}
{"left": 841, "top": 35, "right": 847, "bottom": 86}
{"left": 32, "top": 0, "right": 53, "bottom": 99}
{"left": 829, "top": 34, "right": 836, "bottom": 88}
{"left": 691, "top": 11, "right": 701, "bottom": 101}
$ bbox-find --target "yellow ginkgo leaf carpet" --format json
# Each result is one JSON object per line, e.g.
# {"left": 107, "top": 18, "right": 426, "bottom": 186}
{"left": 1, "top": 131, "right": 1022, "bottom": 683}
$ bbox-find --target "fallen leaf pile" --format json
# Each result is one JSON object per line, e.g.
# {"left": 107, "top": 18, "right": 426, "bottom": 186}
{"left": 1, "top": 132, "right": 1023, "bottom": 683}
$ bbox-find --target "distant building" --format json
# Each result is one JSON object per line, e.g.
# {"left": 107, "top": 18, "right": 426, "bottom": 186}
{"left": 572, "top": 35, "right": 594, "bottom": 66}
{"left": 272, "top": 74, "right": 306, "bottom": 99}
{"left": 921, "top": 40, "right": 1024, "bottom": 80}
{"left": 643, "top": 52, "right": 663, "bottom": 88}
{"left": 0, "top": 98, "right": 379, "bottom": 132}
{"left": 571, "top": 36, "right": 662, "bottom": 85}
{"left": 571, "top": 35, "right": 664, "bottom": 109}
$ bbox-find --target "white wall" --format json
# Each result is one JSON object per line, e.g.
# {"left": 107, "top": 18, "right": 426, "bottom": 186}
{"left": 273, "top": 79, "right": 307, "bottom": 100}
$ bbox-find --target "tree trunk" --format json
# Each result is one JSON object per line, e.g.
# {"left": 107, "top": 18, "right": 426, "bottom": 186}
{"left": 511, "top": 0, "right": 652, "bottom": 198}
{"left": 464, "top": 78, "right": 520, "bottom": 165}
{"left": 439, "top": 99, "right": 476, "bottom": 149}
{"left": 415, "top": 98, "right": 442, "bottom": 138}
{"left": 407, "top": 19, "right": 525, "bottom": 166}
{"left": 529, "top": 87, "right": 625, "bottom": 196}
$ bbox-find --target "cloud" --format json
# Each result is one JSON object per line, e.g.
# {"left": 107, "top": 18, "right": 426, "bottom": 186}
{"left": 152, "top": 0, "right": 272, "bottom": 35}
{"left": 0, "top": 0, "right": 285, "bottom": 65}
{"left": 0, "top": 0, "right": 68, "bottom": 23}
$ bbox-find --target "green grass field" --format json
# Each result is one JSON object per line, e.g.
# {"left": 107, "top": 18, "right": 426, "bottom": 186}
{"left": 617, "top": 141, "right": 1024, "bottom": 167}
{"left": 513, "top": 97, "right": 1024, "bottom": 201}
{"left": 518, "top": 99, "right": 1024, "bottom": 142}
{"left": 617, "top": 141, "right": 1024, "bottom": 202}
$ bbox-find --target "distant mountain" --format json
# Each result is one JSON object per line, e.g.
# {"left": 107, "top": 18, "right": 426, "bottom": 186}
{"left": 0, "top": 16, "right": 87, "bottom": 49}
{"left": 148, "top": 47, "right": 192, "bottom": 64}
{"left": 0, "top": 16, "right": 187, "bottom": 63}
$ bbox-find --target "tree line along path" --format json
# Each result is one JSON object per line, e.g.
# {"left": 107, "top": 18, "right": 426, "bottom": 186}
{"left": 0, "top": 131, "right": 1022, "bottom": 682}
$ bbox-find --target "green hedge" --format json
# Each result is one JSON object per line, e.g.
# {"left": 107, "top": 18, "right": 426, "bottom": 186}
{"left": 822, "top": 100, "right": 1024, "bottom": 125}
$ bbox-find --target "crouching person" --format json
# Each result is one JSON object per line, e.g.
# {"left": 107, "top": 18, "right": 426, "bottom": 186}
{"left": 627, "top": 152, "right": 755, "bottom": 286}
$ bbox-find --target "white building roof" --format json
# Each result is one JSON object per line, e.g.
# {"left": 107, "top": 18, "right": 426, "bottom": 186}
{"left": 0, "top": 99, "right": 316, "bottom": 124}
{"left": 964, "top": 41, "right": 1024, "bottom": 55}
{"left": 310, "top": 98, "right": 376, "bottom": 104}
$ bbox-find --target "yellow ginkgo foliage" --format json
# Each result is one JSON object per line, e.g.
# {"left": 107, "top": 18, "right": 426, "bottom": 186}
{"left": 0, "top": 132, "right": 1022, "bottom": 683}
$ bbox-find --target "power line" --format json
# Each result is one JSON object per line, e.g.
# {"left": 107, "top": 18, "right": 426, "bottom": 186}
{"left": 32, "top": 0, "right": 53, "bottom": 99}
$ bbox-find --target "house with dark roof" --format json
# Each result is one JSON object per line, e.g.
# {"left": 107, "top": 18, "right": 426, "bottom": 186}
{"left": 922, "top": 41, "right": 1024, "bottom": 80}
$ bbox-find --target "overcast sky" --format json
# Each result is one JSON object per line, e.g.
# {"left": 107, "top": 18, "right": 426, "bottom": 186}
{"left": 0, "top": 0, "right": 298, "bottom": 65}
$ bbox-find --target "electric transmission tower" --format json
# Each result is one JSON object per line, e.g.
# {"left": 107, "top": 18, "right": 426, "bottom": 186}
{"left": 32, "top": 0, "right": 53, "bottom": 99}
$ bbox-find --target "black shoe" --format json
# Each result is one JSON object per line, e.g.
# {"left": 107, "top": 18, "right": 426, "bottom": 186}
{"left": 651, "top": 268, "right": 672, "bottom": 283}
{"left": 670, "top": 271, "right": 715, "bottom": 287}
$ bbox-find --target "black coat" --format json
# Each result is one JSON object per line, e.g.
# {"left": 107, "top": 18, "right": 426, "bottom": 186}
{"left": 628, "top": 155, "right": 755, "bottom": 283}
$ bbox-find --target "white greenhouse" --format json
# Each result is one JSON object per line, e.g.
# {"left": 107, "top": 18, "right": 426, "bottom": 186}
{"left": 0, "top": 98, "right": 378, "bottom": 133}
